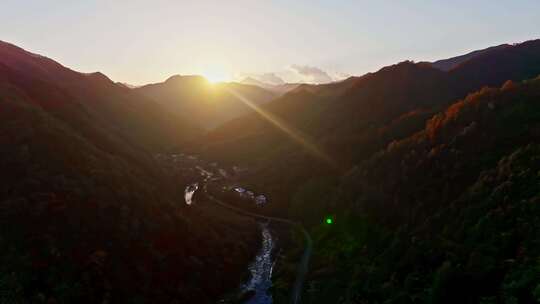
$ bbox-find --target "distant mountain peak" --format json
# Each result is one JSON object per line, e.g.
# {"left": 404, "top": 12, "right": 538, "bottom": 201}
{"left": 165, "top": 74, "right": 207, "bottom": 83}
{"left": 84, "top": 71, "right": 112, "bottom": 84}
{"left": 116, "top": 82, "right": 139, "bottom": 89}
{"left": 240, "top": 76, "right": 301, "bottom": 96}
{"left": 241, "top": 76, "right": 265, "bottom": 85}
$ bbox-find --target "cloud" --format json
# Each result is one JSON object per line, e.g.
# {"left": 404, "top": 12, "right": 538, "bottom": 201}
{"left": 237, "top": 66, "right": 348, "bottom": 85}
{"left": 289, "top": 64, "right": 333, "bottom": 83}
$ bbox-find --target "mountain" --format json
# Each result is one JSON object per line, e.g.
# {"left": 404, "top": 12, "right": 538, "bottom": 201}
{"left": 0, "top": 40, "right": 202, "bottom": 151}
{"left": 198, "top": 40, "right": 540, "bottom": 219}
{"left": 135, "top": 75, "right": 277, "bottom": 130}
{"left": 430, "top": 43, "right": 512, "bottom": 71}
{"left": 307, "top": 76, "right": 540, "bottom": 304}
{"left": 241, "top": 76, "right": 301, "bottom": 95}
{"left": 0, "top": 41, "right": 258, "bottom": 303}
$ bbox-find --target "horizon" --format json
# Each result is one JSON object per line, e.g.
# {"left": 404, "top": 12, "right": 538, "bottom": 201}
{"left": 3, "top": 37, "right": 538, "bottom": 88}
{"left": 2, "top": 0, "right": 539, "bottom": 86}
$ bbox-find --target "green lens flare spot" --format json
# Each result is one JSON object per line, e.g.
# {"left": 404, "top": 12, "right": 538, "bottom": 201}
{"left": 325, "top": 217, "right": 333, "bottom": 225}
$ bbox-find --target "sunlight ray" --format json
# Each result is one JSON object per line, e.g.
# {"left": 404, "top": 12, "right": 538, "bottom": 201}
{"left": 225, "top": 87, "right": 336, "bottom": 167}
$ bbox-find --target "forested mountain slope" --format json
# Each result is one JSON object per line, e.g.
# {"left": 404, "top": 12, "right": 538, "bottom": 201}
{"left": 0, "top": 40, "right": 202, "bottom": 151}
{"left": 0, "top": 41, "right": 257, "bottom": 303}
{"left": 304, "top": 76, "right": 540, "bottom": 304}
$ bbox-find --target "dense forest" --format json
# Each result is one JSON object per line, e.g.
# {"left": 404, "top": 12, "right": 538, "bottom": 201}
{"left": 1, "top": 36, "right": 540, "bottom": 303}
{"left": 300, "top": 77, "right": 540, "bottom": 303}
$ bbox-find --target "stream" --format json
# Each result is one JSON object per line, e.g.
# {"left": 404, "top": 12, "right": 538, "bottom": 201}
{"left": 241, "top": 221, "right": 275, "bottom": 304}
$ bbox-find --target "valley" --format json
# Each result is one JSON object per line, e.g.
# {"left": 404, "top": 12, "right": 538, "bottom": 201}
{"left": 157, "top": 151, "right": 312, "bottom": 303}
{"left": 1, "top": 17, "right": 540, "bottom": 302}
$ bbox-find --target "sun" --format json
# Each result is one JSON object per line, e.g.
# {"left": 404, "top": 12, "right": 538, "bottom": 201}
{"left": 201, "top": 69, "right": 231, "bottom": 84}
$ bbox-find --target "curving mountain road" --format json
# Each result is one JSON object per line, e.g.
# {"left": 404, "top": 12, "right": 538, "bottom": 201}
{"left": 202, "top": 183, "right": 312, "bottom": 304}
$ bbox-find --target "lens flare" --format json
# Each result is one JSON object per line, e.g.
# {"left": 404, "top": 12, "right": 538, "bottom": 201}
{"left": 225, "top": 88, "right": 336, "bottom": 167}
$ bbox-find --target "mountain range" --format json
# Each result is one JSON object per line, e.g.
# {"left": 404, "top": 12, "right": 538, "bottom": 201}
{"left": 240, "top": 76, "right": 302, "bottom": 95}
{"left": 198, "top": 40, "right": 540, "bottom": 212}
{"left": 1, "top": 38, "right": 540, "bottom": 303}
{"left": 198, "top": 39, "right": 540, "bottom": 303}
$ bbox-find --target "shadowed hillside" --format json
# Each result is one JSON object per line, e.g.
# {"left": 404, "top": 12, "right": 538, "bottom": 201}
{"left": 304, "top": 76, "right": 540, "bottom": 303}
{"left": 0, "top": 41, "right": 259, "bottom": 303}
{"left": 0, "top": 41, "right": 203, "bottom": 151}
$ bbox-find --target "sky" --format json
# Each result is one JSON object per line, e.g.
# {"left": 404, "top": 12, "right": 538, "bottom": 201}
{"left": 1, "top": 0, "right": 539, "bottom": 85}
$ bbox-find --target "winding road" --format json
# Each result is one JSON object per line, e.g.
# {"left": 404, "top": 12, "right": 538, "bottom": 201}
{"left": 202, "top": 183, "right": 313, "bottom": 304}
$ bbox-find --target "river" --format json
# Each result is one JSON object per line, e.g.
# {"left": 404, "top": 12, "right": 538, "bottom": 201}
{"left": 241, "top": 221, "right": 275, "bottom": 304}
{"left": 184, "top": 181, "right": 276, "bottom": 304}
